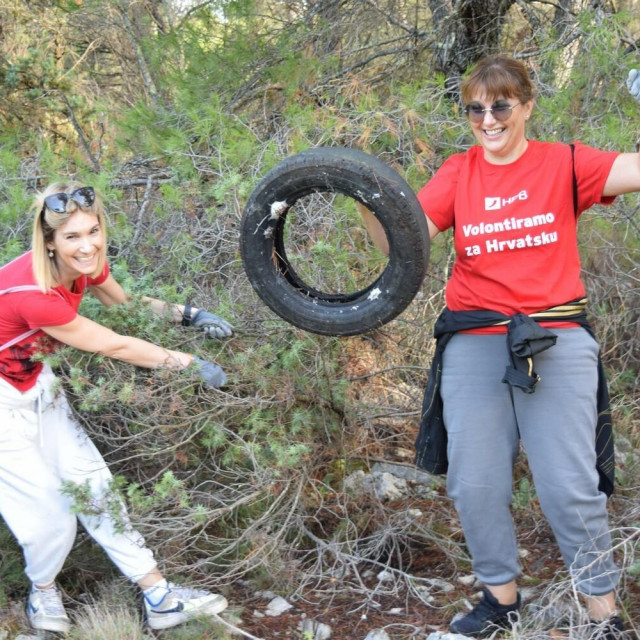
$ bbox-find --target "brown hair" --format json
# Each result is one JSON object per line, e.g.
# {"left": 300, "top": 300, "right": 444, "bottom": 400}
{"left": 31, "top": 181, "right": 107, "bottom": 292}
{"left": 460, "top": 55, "right": 535, "bottom": 105}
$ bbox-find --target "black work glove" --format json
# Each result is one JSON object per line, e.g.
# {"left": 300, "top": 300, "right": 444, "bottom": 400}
{"left": 182, "top": 304, "right": 233, "bottom": 339}
{"left": 191, "top": 355, "right": 227, "bottom": 388}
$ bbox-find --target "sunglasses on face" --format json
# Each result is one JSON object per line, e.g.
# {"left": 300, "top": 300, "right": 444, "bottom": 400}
{"left": 42, "top": 186, "right": 96, "bottom": 215}
{"left": 464, "top": 101, "right": 521, "bottom": 123}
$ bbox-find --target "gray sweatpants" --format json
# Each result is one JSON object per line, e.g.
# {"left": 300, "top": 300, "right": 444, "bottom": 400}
{"left": 441, "top": 328, "right": 619, "bottom": 596}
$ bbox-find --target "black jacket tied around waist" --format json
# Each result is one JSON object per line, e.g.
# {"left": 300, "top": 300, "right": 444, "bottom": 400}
{"left": 414, "top": 298, "right": 614, "bottom": 497}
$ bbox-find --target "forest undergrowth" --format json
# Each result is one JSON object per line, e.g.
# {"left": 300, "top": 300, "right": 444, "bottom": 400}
{"left": 0, "top": 1, "right": 639, "bottom": 639}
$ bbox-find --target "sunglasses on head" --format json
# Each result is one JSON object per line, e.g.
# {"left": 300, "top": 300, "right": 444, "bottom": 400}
{"left": 42, "top": 186, "right": 96, "bottom": 216}
{"left": 464, "top": 101, "right": 521, "bottom": 123}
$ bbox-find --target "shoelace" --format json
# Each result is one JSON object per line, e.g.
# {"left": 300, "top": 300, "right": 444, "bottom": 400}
{"left": 473, "top": 597, "right": 501, "bottom": 618}
{"left": 35, "top": 587, "right": 66, "bottom": 615}
{"left": 471, "top": 595, "right": 519, "bottom": 625}
{"left": 169, "top": 582, "right": 209, "bottom": 598}
{"left": 145, "top": 583, "right": 208, "bottom": 608}
{"left": 166, "top": 583, "right": 210, "bottom": 600}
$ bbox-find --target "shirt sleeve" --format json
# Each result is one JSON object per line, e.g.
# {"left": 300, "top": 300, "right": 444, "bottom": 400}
{"left": 20, "top": 291, "right": 77, "bottom": 329}
{"left": 416, "top": 153, "right": 465, "bottom": 231}
{"left": 16, "top": 263, "right": 111, "bottom": 329}
{"left": 573, "top": 142, "right": 620, "bottom": 212}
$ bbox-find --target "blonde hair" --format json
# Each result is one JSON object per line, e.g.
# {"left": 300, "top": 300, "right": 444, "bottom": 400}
{"left": 32, "top": 181, "right": 107, "bottom": 292}
{"left": 461, "top": 55, "right": 535, "bottom": 105}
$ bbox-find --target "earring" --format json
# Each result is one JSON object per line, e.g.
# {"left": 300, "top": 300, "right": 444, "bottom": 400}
{"left": 48, "top": 250, "right": 54, "bottom": 258}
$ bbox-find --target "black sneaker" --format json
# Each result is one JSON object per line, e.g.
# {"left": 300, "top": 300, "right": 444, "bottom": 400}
{"left": 450, "top": 587, "right": 521, "bottom": 637}
{"left": 589, "top": 615, "right": 627, "bottom": 640}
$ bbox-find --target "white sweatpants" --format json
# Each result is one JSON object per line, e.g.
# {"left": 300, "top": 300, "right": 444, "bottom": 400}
{"left": 0, "top": 366, "right": 157, "bottom": 586}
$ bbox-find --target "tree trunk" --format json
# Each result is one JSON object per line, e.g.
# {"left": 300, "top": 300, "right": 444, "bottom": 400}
{"left": 429, "top": 0, "right": 516, "bottom": 98}
{"left": 307, "top": 0, "right": 343, "bottom": 56}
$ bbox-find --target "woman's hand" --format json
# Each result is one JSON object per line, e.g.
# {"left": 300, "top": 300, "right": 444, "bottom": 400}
{"left": 185, "top": 308, "right": 233, "bottom": 339}
{"left": 134, "top": 296, "right": 233, "bottom": 338}
{"left": 627, "top": 69, "right": 640, "bottom": 102}
{"left": 191, "top": 355, "right": 227, "bottom": 388}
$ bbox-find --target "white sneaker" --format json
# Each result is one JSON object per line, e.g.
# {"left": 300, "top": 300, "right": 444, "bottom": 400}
{"left": 144, "top": 583, "right": 228, "bottom": 630}
{"left": 26, "top": 584, "right": 71, "bottom": 633}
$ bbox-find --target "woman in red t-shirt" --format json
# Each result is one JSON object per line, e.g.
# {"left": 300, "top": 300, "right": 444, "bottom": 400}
{"left": 363, "top": 56, "right": 640, "bottom": 638}
{"left": 0, "top": 182, "right": 233, "bottom": 633}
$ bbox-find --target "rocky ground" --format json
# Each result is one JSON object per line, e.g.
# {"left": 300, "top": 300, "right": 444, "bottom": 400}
{"left": 2, "top": 463, "right": 638, "bottom": 640}
{"left": 233, "top": 465, "right": 640, "bottom": 639}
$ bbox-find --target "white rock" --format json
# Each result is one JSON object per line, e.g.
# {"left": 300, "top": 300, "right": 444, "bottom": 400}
{"left": 265, "top": 595, "right": 293, "bottom": 616}
{"left": 344, "top": 470, "right": 368, "bottom": 494}
{"left": 423, "top": 577, "right": 455, "bottom": 592}
{"left": 373, "top": 472, "right": 407, "bottom": 501}
{"left": 371, "top": 461, "right": 436, "bottom": 485}
{"left": 299, "top": 619, "right": 332, "bottom": 639}
{"left": 414, "top": 585, "right": 436, "bottom": 603}
{"left": 377, "top": 569, "right": 394, "bottom": 582}
{"left": 344, "top": 470, "right": 408, "bottom": 501}
{"left": 365, "top": 631, "right": 391, "bottom": 640}
{"left": 427, "top": 633, "right": 470, "bottom": 640}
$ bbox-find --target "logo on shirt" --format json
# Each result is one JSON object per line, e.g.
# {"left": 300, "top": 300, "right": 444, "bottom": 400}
{"left": 485, "top": 190, "right": 529, "bottom": 211}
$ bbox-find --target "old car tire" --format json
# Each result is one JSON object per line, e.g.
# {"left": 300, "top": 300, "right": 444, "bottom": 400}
{"left": 240, "top": 147, "right": 430, "bottom": 336}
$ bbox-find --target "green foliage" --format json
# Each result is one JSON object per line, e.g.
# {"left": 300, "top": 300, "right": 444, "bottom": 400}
{"left": 532, "top": 12, "right": 637, "bottom": 150}
{"left": 224, "top": 332, "right": 346, "bottom": 471}
{"left": 512, "top": 477, "right": 537, "bottom": 511}
{"left": 0, "top": 521, "right": 28, "bottom": 604}
{"left": 1, "top": 2, "right": 639, "bottom": 630}
{"left": 62, "top": 471, "right": 192, "bottom": 529}
{"left": 154, "top": 470, "right": 190, "bottom": 506}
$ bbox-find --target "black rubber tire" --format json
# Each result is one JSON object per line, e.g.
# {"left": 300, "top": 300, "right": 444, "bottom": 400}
{"left": 240, "top": 146, "right": 430, "bottom": 336}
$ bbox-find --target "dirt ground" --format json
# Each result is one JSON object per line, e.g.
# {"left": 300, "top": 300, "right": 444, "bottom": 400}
{"left": 236, "top": 495, "right": 640, "bottom": 640}
{"left": 2, "top": 476, "right": 638, "bottom": 640}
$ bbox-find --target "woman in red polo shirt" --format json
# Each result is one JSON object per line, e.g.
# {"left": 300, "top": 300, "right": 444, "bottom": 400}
{"left": 363, "top": 56, "right": 640, "bottom": 638}
{"left": 0, "top": 182, "right": 232, "bottom": 633}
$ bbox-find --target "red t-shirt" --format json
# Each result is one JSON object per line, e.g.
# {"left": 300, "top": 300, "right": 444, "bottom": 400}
{"left": 0, "top": 251, "right": 109, "bottom": 391}
{"left": 417, "top": 140, "right": 619, "bottom": 324}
